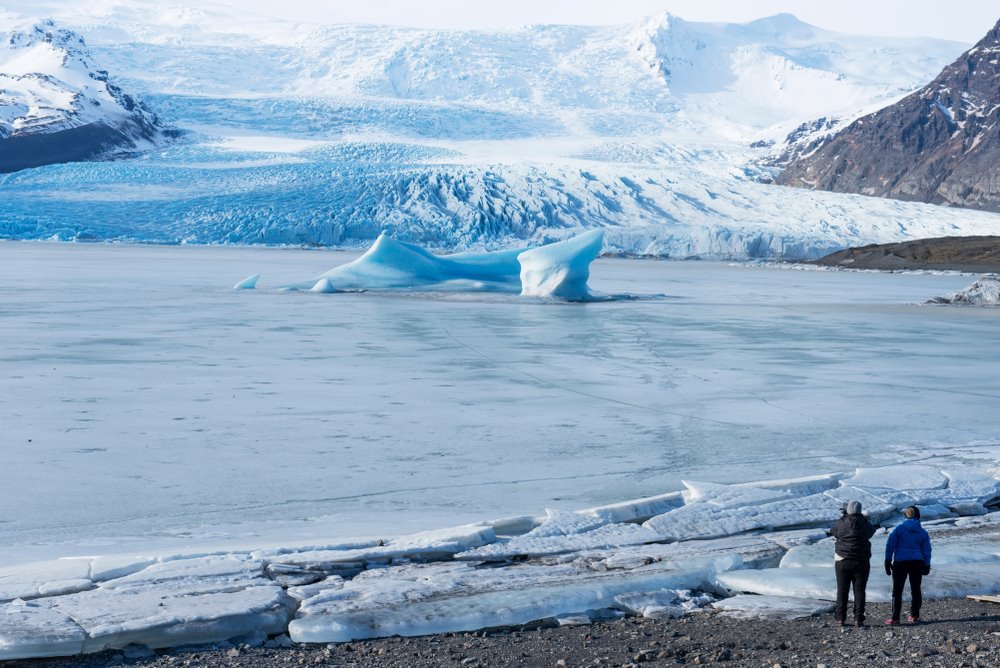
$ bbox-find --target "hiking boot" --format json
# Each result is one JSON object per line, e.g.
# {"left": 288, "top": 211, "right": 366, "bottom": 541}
{"left": 836, "top": 620, "right": 846, "bottom": 627}
{"left": 884, "top": 618, "right": 900, "bottom": 626}
{"left": 856, "top": 619, "right": 865, "bottom": 627}
{"left": 907, "top": 615, "right": 921, "bottom": 624}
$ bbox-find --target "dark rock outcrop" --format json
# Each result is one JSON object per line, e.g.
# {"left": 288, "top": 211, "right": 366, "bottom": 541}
{"left": 778, "top": 18, "right": 1000, "bottom": 212}
{"left": 811, "top": 235, "right": 1000, "bottom": 272}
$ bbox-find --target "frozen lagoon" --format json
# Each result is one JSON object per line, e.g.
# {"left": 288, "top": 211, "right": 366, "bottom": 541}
{"left": 2, "top": 242, "right": 1000, "bottom": 656}
{"left": 1, "top": 241, "right": 999, "bottom": 567}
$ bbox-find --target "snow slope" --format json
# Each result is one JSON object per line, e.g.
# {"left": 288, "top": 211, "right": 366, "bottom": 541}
{"left": 2, "top": 1, "right": 995, "bottom": 256}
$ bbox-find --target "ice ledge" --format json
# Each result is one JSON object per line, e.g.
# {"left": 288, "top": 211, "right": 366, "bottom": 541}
{"left": 1, "top": 456, "right": 998, "bottom": 658}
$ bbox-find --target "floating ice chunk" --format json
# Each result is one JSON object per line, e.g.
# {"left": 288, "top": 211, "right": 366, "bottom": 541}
{"left": 580, "top": 491, "right": 684, "bottom": 524}
{"left": 0, "top": 559, "right": 93, "bottom": 603}
{"left": 518, "top": 230, "right": 604, "bottom": 300}
{"left": 644, "top": 493, "right": 844, "bottom": 542}
{"left": 680, "top": 480, "right": 793, "bottom": 508}
{"left": 309, "top": 278, "right": 337, "bottom": 293}
{"left": 456, "top": 523, "right": 659, "bottom": 561}
{"left": 233, "top": 274, "right": 259, "bottom": 290}
{"left": 282, "top": 231, "right": 604, "bottom": 298}
{"left": 305, "top": 234, "right": 524, "bottom": 291}
{"left": 290, "top": 556, "right": 736, "bottom": 643}
{"left": 930, "top": 278, "right": 1000, "bottom": 305}
{"left": 0, "top": 600, "right": 86, "bottom": 660}
{"left": 712, "top": 594, "right": 834, "bottom": 620}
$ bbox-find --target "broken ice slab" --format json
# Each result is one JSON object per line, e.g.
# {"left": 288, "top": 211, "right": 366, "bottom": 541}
{"left": 591, "top": 534, "right": 788, "bottom": 572}
{"left": 0, "top": 558, "right": 94, "bottom": 603}
{"left": 523, "top": 509, "right": 610, "bottom": 538}
{"left": 718, "top": 566, "right": 867, "bottom": 601}
{"left": 289, "top": 556, "right": 737, "bottom": 643}
{"left": 679, "top": 480, "right": 794, "bottom": 508}
{"left": 613, "top": 589, "right": 713, "bottom": 619}
{"left": 0, "top": 600, "right": 86, "bottom": 661}
{"left": 643, "top": 492, "right": 845, "bottom": 542}
{"left": 718, "top": 561, "right": 1000, "bottom": 602}
{"left": 49, "top": 556, "right": 295, "bottom": 652}
{"left": 845, "top": 465, "right": 949, "bottom": 492}
{"left": 579, "top": 491, "right": 684, "bottom": 524}
{"left": 263, "top": 523, "right": 496, "bottom": 573}
{"left": 457, "top": 523, "right": 659, "bottom": 562}
{"left": 711, "top": 594, "right": 834, "bottom": 620}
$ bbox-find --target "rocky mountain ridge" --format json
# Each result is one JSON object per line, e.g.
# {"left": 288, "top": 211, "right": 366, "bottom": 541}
{"left": 778, "top": 18, "right": 1000, "bottom": 212}
{"left": 0, "top": 20, "right": 169, "bottom": 172}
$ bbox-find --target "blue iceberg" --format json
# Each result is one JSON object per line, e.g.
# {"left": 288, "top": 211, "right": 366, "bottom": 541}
{"left": 286, "top": 229, "right": 604, "bottom": 300}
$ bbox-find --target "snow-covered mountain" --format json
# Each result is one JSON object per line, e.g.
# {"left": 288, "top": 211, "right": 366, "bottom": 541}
{"left": 1, "top": 0, "right": 998, "bottom": 257}
{"left": 778, "top": 18, "right": 1000, "bottom": 212}
{"left": 0, "top": 18, "right": 168, "bottom": 172}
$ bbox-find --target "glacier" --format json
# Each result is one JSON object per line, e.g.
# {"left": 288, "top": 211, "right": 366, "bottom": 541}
{"left": 2, "top": 1, "right": 998, "bottom": 255}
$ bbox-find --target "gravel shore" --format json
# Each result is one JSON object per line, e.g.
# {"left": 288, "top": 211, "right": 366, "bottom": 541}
{"left": 10, "top": 597, "right": 1000, "bottom": 668}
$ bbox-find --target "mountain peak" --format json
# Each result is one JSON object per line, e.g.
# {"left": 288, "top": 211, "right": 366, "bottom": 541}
{"left": 777, "top": 15, "right": 1000, "bottom": 212}
{"left": 0, "top": 17, "right": 169, "bottom": 170}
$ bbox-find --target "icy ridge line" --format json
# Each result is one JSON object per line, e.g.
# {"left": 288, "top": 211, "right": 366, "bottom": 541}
{"left": 1, "top": 457, "right": 999, "bottom": 659}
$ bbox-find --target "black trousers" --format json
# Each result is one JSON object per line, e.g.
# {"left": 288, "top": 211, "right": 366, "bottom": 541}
{"left": 835, "top": 558, "right": 870, "bottom": 623}
{"left": 891, "top": 560, "right": 925, "bottom": 621}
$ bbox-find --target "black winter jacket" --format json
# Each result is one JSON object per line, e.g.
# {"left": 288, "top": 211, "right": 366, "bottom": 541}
{"left": 829, "top": 513, "right": 877, "bottom": 560}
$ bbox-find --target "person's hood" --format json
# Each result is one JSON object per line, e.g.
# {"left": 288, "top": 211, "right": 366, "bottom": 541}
{"left": 898, "top": 517, "right": 923, "bottom": 533}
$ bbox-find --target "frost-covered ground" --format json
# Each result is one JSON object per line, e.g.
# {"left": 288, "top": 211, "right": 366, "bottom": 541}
{"left": 2, "top": 1, "right": 1000, "bottom": 254}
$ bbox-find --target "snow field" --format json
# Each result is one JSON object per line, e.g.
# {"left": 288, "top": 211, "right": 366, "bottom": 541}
{"left": 1, "top": 458, "right": 998, "bottom": 659}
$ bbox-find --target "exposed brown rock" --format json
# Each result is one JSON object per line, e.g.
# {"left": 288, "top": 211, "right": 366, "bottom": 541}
{"left": 811, "top": 235, "right": 1000, "bottom": 272}
{"left": 778, "top": 18, "right": 1000, "bottom": 212}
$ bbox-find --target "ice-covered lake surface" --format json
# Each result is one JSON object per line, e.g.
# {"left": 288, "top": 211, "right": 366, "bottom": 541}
{"left": 2, "top": 242, "right": 998, "bottom": 567}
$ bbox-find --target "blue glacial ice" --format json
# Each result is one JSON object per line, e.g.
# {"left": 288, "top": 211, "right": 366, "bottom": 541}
{"left": 281, "top": 229, "right": 605, "bottom": 300}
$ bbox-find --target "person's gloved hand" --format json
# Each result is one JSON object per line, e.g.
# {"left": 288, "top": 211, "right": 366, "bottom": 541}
{"left": 923, "top": 564, "right": 931, "bottom": 575}
{"left": 885, "top": 560, "right": 893, "bottom": 576}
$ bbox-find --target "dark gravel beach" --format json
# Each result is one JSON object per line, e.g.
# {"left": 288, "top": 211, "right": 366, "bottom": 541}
{"left": 11, "top": 597, "right": 1000, "bottom": 668}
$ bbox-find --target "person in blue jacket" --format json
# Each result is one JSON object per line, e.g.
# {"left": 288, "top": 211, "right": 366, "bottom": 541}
{"left": 884, "top": 506, "right": 932, "bottom": 625}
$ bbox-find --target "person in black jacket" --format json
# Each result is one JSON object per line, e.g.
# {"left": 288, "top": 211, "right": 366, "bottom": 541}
{"left": 828, "top": 500, "right": 878, "bottom": 627}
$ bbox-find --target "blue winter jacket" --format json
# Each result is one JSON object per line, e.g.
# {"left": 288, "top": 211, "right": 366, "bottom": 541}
{"left": 885, "top": 518, "right": 932, "bottom": 565}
